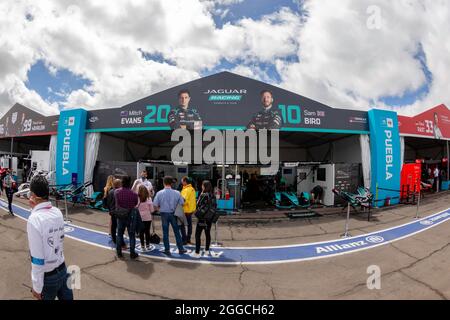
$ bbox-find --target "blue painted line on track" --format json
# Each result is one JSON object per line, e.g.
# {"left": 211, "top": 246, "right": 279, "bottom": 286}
{"left": 2, "top": 200, "right": 449, "bottom": 265}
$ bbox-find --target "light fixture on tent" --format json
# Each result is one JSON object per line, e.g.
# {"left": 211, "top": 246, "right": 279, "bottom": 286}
{"left": 284, "top": 162, "right": 299, "bottom": 167}
{"left": 173, "top": 161, "right": 188, "bottom": 166}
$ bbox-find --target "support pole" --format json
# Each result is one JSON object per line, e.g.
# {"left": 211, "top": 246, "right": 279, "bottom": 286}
{"left": 10, "top": 137, "right": 14, "bottom": 157}
{"left": 375, "top": 183, "right": 379, "bottom": 208}
{"left": 64, "top": 191, "right": 71, "bottom": 223}
{"left": 211, "top": 221, "right": 222, "bottom": 248}
{"left": 447, "top": 140, "right": 449, "bottom": 181}
{"left": 234, "top": 164, "right": 238, "bottom": 210}
{"left": 341, "top": 202, "right": 352, "bottom": 238}
{"left": 415, "top": 188, "right": 421, "bottom": 219}
{"left": 221, "top": 131, "right": 226, "bottom": 199}
{"left": 136, "top": 161, "right": 140, "bottom": 182}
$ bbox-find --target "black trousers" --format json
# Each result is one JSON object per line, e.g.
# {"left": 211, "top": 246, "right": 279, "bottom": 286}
{"left": 5, "top": 188, "right": 14, "bottom": 213}
{"left": 195, "top": 221, "right": 212, "bottom": 254}
{"left": 139, "top": 221, "right": 152, "bottom": 247}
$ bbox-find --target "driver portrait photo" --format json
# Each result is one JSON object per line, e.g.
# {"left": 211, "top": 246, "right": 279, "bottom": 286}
{"left": 168, "top": 89, "right": 202, "bottom": 130}
{"left": 247, "top": 90, "right": 282, "bottom": 130}
{"left": 433, "top": 112, "right": 443, "bottom": 139}
{"left": 16, "top": 112, "right": 26, "bottom": 136}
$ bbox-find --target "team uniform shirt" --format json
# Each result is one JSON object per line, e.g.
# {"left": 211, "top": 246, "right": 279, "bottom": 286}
{"left": 247, "top": 106, "right": 282, "bottom": 130}
{"left": 168, "top": 106, "right": 202, "bottom": 129}
{"left": 141, "top": 179, "right": 153, "bottom": 192}
{"left": 26, "top": 202, "right": 66, "bottom": 293}
{"left": 132, "top": 178, "right": 154, "bottom": 196}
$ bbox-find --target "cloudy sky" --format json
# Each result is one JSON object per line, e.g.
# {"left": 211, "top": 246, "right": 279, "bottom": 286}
{"left": 0, "top": 0, "right": 449, "bottom": 117}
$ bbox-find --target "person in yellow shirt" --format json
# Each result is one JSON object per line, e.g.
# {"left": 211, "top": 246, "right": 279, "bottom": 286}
{"left": 180, "top": 176, "right": 196, "bottom": 245}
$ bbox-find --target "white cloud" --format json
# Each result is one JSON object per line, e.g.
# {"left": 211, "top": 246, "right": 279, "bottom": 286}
{"left": 277, "top": 0, "right": 450, "bottom": 115}
{"left": 200, "top": 0, "right": 244, "bottom": 12}
{"left": 0, "top": 1, "right": 58, "bottom": 116}
{"left": 0, "top": 0, "right": 301, "bottom": 114}
{"left": 230, "top": 64, "right": 279, "bottom": 84}
{"left": 233, "top": 8, "right": 301, "bottom": 63}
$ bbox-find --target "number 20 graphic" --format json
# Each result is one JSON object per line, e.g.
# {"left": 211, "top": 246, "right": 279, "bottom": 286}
{"left": 144, "top": 105, "right": 171, "bottom": 124}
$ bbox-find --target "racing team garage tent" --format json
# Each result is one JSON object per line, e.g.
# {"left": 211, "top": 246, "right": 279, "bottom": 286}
{"left": 398, "top": 104, "right": 450, "bottom": 189}
{"left": 61, "top": 72, "right": 376, "bottom": 201}
{"left": 1, "top": 71, "right": 447, "bottom": 206}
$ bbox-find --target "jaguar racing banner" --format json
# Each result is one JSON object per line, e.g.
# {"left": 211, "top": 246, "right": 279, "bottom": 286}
{"left": 86, "top": 72, "right": 369, "bottom": 133}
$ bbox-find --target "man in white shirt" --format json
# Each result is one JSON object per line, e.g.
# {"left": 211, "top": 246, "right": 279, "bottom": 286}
{"left": 26, "top": 175, "right": 73, "bottom": 300}
{"left": 434, "top": 167, "right": 440, "bottom": 193}
{"left": 132, "top": 170, "right": 154, "bottom": 197}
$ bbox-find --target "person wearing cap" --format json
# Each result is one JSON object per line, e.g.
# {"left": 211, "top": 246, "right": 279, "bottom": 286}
{"left": 26, "top": 175, "right": 73, "bottom": 300}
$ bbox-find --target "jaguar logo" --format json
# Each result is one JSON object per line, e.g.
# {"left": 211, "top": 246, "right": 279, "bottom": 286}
{"left": 89, "top": 116, "right": 99, "bottom": 123}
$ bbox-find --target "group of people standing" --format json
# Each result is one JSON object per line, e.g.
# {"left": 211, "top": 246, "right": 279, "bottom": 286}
{"left": 426, "top": 166, "right": 447, "bottom": 193}
{"left": 103, "top": 170, "right": 217, "bottom": 259}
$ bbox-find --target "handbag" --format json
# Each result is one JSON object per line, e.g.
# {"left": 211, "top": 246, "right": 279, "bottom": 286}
{"left": 149, "top": 221, "right": 160, "bottom": 244}
{"left": 207, "top": 197, "right": 220, "bottom": 224}
{"left": 198, "top": 193, "right": 218, "bottom": 223}
{"left": 113, "top": 192, "right": 131, "bottom": 219}
{"left": 175, "top": 203, "right": 187, "bottom": 226}
{"left": 115, "top": 206, "right": 130, "bottom": 220}
{"left": 195, "top": 193, "right": 208, "bottom": 220}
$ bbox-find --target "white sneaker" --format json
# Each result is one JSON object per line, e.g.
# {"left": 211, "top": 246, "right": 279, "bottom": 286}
{"left": 191, "top": 252, "right": 201, "bottom": 258}
{"left": 205, "top": 250, "right": 212, "bottom": 256}
{"left": 146, "top": 245, "right": 151, "bottom": 251}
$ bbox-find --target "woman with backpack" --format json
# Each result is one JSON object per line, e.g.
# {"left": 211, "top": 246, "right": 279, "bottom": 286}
{"left": 137, "top": 185, "right": 154, "bottom": 251}
{"left": 192, "top": 180, "right": 216, "bottom": 258}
